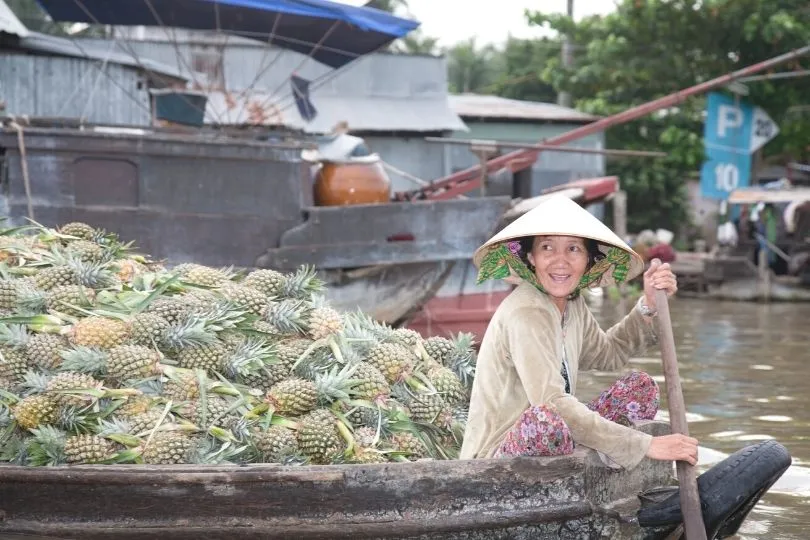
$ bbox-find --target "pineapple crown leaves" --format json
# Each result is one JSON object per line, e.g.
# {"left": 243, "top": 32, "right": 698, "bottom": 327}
{"left": 19, "top": 370, "right": 50, "bottom": 396}
{"left": 0, "top": 323, "right": 30, "bottom": 348}
{"left": 280, "top": 265, "right": 324, "bottom": 300}
{"left": 190, "top": 299, "right": 251, "bottom": 333}
{"left": 26, "top": 425, "right": 68, "bottom": 466}
{"left": 263, "top": 299, "right": 311, "bottom": 335}
{"left": 313, "top": 363, "right": 361, "bottom": 406}
{"left": 222, "top": 337, "right": 278, "bottom": 380}
{"left": 59, "top": 345, "right": 109, "bottom": 377}
{"left": 161, "top": 316, "right": 218, "bottom": 350}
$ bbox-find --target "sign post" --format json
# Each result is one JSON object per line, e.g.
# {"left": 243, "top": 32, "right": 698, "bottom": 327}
{"left": 699, "top": 92, "right": 779, "bottom": 200}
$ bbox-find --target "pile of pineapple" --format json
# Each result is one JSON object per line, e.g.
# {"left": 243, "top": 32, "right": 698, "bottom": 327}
{"left": 0, "top": 221, "right": 477, "bottom": 467}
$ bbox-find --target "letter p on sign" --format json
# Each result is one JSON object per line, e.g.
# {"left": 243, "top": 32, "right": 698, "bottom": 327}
{"left": 717, "top": 105, "right": 743, "bottom": 138}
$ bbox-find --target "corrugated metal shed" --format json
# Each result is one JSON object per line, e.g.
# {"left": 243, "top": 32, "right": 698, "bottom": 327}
{"left": 74, "top": 38, "right": 466, "bottom": 133}
{"left": 0, "top": 53, "right": 152, "bottom": 125}
{"left": 449, "top": 93, "right": 599, "bottom": 123}
{"left": 0, "top": 0, "right": 27, "bottom": 38}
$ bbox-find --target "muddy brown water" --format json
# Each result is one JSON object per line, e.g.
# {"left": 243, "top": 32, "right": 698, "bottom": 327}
{"left": 579, "top": 295, "right": 810, "bottom": 539}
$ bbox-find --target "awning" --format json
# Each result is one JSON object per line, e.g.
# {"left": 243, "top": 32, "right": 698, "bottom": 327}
{"left": 728, "top": 187, "right": 810, "bottom": 205}
{"left": 33, "top": 0, "right": 420, "bottom": 68}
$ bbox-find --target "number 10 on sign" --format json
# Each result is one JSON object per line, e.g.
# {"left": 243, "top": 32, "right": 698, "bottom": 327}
{"left": 714, "top": 163, "right": 739, "bottom": 192}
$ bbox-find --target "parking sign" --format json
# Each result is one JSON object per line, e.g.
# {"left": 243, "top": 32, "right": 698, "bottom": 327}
{"left": 699, "top": 92, "right": 779, "bottom": 200}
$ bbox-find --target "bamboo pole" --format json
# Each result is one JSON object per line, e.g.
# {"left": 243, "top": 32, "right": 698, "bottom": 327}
{"left": 655, "top": 289, "right": 707, "bottom": 540}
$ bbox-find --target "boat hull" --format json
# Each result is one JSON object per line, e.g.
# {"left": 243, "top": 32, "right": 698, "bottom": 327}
{"left": 0, "top": 423, "right": 672, "bottom": 539}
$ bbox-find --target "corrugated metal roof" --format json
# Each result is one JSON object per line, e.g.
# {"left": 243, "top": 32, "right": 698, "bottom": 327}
{"left": 16, "top": 32, "right": 186, "bottom": 81}
{"left": 449, "top": 93, "right": 599, "bottom": 123}
{"left": 204, "top": 90, "right": 467, "bottom": 133}
{"left": 0, "top": 0, "right": 28, "bottom": 37}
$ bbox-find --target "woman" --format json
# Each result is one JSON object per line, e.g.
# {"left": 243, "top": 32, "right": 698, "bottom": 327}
{"left": 460, "top": 196, "right": 698, "bottom": 471}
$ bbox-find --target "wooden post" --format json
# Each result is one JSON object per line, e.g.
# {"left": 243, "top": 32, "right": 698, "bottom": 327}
{"left": 655, "top": 289, "right": 706, "bottom": 540}
{"left": 758, "top": 249, "right": 771, "bottom": 302}
{"left": 470, "top": 141, "right": 498, "bottom": 198}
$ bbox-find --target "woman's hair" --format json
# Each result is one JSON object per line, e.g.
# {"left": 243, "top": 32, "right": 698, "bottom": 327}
{"left": 517, "top": 235, "right": 605, "bottom": 298}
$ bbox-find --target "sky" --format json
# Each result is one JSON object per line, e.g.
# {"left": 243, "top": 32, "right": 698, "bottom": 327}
{"left": 403, "top": 0, "right": 618, "bottom": 46}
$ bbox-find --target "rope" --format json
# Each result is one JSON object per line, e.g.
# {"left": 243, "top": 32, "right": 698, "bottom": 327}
{"left": 7, "top": 118, "right": 35, "bottom": 221}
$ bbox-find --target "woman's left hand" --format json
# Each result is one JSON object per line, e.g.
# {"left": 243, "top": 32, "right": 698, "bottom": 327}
{"left": 643, "top": 258, "right": 678, "bottom": 311}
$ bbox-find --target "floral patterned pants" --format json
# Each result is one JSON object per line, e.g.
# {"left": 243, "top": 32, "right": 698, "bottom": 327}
{"left": 494, "top": 371, "right": 659, "bottom": 458}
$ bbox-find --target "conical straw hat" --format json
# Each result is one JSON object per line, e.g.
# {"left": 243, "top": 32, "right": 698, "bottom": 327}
{"left": 473, "top": 195, "right": 644, "bottom": 289}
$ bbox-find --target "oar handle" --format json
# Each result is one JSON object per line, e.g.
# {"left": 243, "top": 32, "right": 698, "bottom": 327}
{"left": 655, "top": 288, "right": 707, "bottom": 540}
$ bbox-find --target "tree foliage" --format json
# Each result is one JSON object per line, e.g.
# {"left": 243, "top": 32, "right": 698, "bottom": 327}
{"left": 524, "top": 0, "right": 810, "bottom": 232}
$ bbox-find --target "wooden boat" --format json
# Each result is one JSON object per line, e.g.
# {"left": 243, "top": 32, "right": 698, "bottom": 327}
{"left": 0, "top": 423, "right": 674, "bottom": 539}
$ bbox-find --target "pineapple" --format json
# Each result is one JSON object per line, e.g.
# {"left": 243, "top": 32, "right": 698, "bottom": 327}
{"left": 252, "top": 425, "right": 299, "bottom": 462}
{"left": 297, "top": 409, "right": 344, "bottom": 464}
{"left": 142, "top": 431, "right": 196, "bottom": 464}
{"left": 69, "top": 317, "right": 130, "bottom": 349}
{"left": 34, "top": 265, "right": 78, "bottom": 291}
{"left": 116, "top": 395, "right": 154, "bottom": 417}
{"left": 351, "top": 447, "right": 387, "bottom": 464}
{"left": 280, "top": 266, "right": 324, "bottom": 301}
{"left": 364, "top": 342, "right": 414, "bottom": 384}
{"left": 179, "top": 396, "right": 231, "bottom": 428}
{"left": 0, "top": 346, "right": 32, "bottom": 384}
{"left": 46, "top": 371, "right": 102, "bottom": 407}
{"left": 392, "top": 328, "right": 422, "bottom": 348}
{"left": 0, "top": 281, "right": 18, "bottom": 310}
{"left": 243, "top": 269, "right": 286, "bottom": 297}
{"left": 220, "top": 284, "right": 267, "bottom": 316}
{"left": 387, "top": 431, "right": 427, "bottom": 460}
{"left": 307, "top": 296, "right": 343, "bottom": 341}
{"left": 408, "top": 394, "right": 453, "bottom": 428}
{"left": 26, "top": 333, "right": 69, "bottom": 370}
{"left": 125, "top": 410, "right": 167, "bottom": 436}
{"left": 115, "top": 258, "right": 147, "bottom": 283}
{"left": 180, "top": 265, "right": 232, "bottom": 287}
{"left": 162, "top": 371, "right": 200, "bottom": 402}
{"left": 427, "top": 365, "right": 468, "bottom": 406}
{"left": 12, "top": 394, "right": 58, "bottom": 430}
{"left": 422, "top": 336, "right": 454, "bottom": 365}
{"left": 352, "top": 362, "right": 391, "bottom": 402}
{"left": 106, "top": 345, "right": 161, "bottom": 382}
{"left": 277, "top": 338, "right": 313, "bottom": 370}
{"left": 265, "top": 377, "right": 318, "bottom": 417}
{"left": 146, "top": 297, "right": 193, "bottom": 325}
{"left": 64, "top": 434, "right": 117, "bottom": 464}
{"left": 66, "top": 240, "right": 105, "bottom": 262}
{"left": 175, "top": 342, "right": 227, "bottom": 374}
{"left": 47, "top": 284, "right": 96, "bottom": 316}
{"left": 59, "top": 222, "right": 96, "bottom": 240}
{"left": 129, "top": 313, "right": 171, "bottom": 346}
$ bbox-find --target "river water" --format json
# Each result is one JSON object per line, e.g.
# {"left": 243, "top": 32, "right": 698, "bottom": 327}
{"left": 579, "top": 295, "right": 810, "bottom": 540}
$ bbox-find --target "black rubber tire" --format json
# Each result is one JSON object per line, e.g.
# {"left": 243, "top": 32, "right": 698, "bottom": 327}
{"left": 637, "top": 439, "right": 792, "bottom": 539}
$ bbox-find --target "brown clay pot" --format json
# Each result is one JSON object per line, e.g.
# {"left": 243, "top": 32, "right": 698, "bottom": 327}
{"left": 313, "top": 160, "right": 392, "bottom": 206}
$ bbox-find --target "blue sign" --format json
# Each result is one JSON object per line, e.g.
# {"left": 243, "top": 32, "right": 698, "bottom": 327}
{"left": 699, "top": 92, "right": 779, "bottom": 200}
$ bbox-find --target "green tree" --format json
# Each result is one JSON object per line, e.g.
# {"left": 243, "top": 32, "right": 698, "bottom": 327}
{"left": 527, "top": 0, "right": 810, "bottom": 233}
{"left": 445, "top": 37, "right": 502, "bottom": 94}
{"left": 394, "top": 30, "right": 440, "bottom": 55}
{"left": 6, "top": 0, "right": 108, "bottom": 36}
{"left": 490, "top": 36, "right": 559, "bottom": 103}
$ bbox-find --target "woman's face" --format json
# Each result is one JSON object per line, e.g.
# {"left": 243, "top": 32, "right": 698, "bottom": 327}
{"left": 527, "top": 235, "right": 590, "bottom": 299}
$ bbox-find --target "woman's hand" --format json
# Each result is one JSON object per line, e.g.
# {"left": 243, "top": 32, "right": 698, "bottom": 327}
{"left": 643, "top": 258, "right": 678, "bottom": 311}
{"left": 646, "top": 434, "right": 699, "bottom": 465}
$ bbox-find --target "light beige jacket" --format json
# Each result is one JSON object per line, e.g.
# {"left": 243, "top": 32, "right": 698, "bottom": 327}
{"left": 460, "top": 281, "right": 658, "bottom": 470}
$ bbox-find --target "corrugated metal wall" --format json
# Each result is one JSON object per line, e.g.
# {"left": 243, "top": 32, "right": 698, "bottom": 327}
{"left": 0, "top": 53, "right": 151, "bottom": 125}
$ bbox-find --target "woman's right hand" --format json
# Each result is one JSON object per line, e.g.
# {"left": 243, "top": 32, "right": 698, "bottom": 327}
{"left": 646, "top": 434, "right": 699, "bottom": 465}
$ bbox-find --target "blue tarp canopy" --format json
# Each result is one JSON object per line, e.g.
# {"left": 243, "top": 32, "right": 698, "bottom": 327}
{"left": 34, "top": 0, "right": 420, "bottom": 68}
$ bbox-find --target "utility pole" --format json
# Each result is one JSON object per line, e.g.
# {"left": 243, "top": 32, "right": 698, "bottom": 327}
{"left": 558, "top": 0, "right": 574, "bottom": 107}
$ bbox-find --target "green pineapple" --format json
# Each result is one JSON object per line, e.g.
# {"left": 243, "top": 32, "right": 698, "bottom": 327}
{"left": 392, "top": 328, "right": 422, "bottom": 348}
{"left": 243, "top": 269, "right": 286, "bottom": 297}
{"left": 34, "top": 265, "right": 78, "bottom": 291}
{"left": 64, "top": 434, "right": 117, "bottom": 464}
{"left": 47, "top": 284, "right": 96, "bottom": 316}
{"left": 0, "top": 280, "right": 18, "bottom": 310}
{"left": 162, "top": 371, "right": 200, "bottom": 402}
{"left": 66, "top": 239, "right": 105, "bottom": 262}
{"left": 146, "top": 297, "right": 193, "bottom": 325}
{"left": 69, "top": 317, "right": 130, "bottom": 350}
{"left": 0, "top": 345, "right": 32, "bottom": 385}
{"left": 220, "top": 284, "right": 267, "bottom": 316}
{"left": 364, "top": 342, "right": 414, "bottom": 384}
{"left": 307, "top": 295, "right": 343, "bottom": 341}
{"left": 350, "top": 447, "right": 387, "bottom": 464}
{"left": 422, "top": 336, "right": 454, "bottom": 365}
{"left": 297, "top": 409, "right": 345, "bottom": 464}
{"left": 46, "top": 371, "right": 102, "bottom": 407}
{"left": 129, "top": 313, "right": 171, "bottom": 346}
{"left": 353, "top": 427, "right": 378, "bottom": 448}
{"left": 12, "top": 394, "right": 58, "bottom": 429}
{"left": 387, "top": 431, "right": 427, "bottom": 460}
{"left": 59, "top": 222, "right": 96, "bottom": 240}
{"left": 124, "top": 409, "right": 167, "bottom": 436}
{"left": 106, "top": 345, "right": 161, "bottom": 382}
{"left": 408, "top": 393, "right": 453, "bottom": 428}
{"left": 179, "top": 264, "right": 233, "bottom": 287}
{"left": 178, "top": 395, "right": 231, "bottom": 428}
{"left": 175, "top": 342, "right": 227, "bottom": 374}
{"left": 427, "top": 365, "right": 468, "bottom": 406}
{"left": 352, "top": 362, "right": 391, "bottom": 402}
{"left": 26, "top": 333, "right": 69, "bottom": 370}
{"left": 266, "top": 377, "right": 318, "bottom": 417}
{"left": 142, "top": 431, "right": 196, "bottom": 464}
{"left": 252, "top": 425, "right": 299, "bottom": 462}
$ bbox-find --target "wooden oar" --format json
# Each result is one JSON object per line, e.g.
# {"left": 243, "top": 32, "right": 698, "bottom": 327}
{"left": 655, "top": 289, "right": 707, "bottom": 540}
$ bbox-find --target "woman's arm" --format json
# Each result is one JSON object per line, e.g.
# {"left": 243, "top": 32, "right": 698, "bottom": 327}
{"left": 506, "top": 307, "right": 652, "bottom": 470}
{"left": 577, "top": 296, "right": 658, "bottom": 372}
